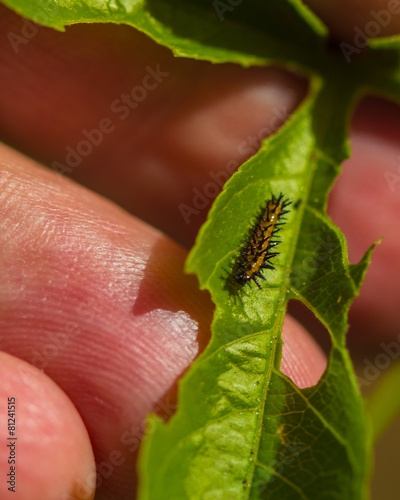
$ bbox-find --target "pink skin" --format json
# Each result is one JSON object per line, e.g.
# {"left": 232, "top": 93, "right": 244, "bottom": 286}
{"left": 0, "top": 2, "right": 398, "bottom": 498}
{"left": 329, "top": 98, "right": 400, "bottom": 343}
{"left": 0, "top": 351, "right": 96, "bottom": 500}
{"left": 0, "top": 144, "right": 213, "bottom": 499}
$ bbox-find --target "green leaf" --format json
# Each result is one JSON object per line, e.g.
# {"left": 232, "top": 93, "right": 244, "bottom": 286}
{"left": 138, "top": 79, "right": 375, "bottom": 499}
{"left": 2, "top": 0, "right": 327, "bottom": 68}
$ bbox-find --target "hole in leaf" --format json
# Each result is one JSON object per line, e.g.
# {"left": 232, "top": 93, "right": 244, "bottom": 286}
{"left": 281, "top": 301, "right": 331, "bottom": 388}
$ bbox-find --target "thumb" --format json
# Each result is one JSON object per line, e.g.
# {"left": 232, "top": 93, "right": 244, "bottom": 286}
{"left": 0, "top": 351, "right": 95, "bottom": 500}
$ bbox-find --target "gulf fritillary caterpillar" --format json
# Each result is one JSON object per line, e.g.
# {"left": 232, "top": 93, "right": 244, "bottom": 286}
{"left": 233, "top": 193, "right": 291, "bottom": 289}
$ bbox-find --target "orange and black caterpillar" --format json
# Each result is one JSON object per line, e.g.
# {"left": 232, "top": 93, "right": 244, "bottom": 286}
{"left": 233, "top": 193, "right": 291, "bottom": 289}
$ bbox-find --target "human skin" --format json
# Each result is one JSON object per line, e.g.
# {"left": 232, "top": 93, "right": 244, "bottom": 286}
{"left": 0, "top": 2, "right": 399, "bottom": 499}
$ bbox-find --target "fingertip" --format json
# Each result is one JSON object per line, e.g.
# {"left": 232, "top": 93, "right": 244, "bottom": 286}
{"left": 0, "top": 142, "right": 213, "bottom": 497}
{"left": 0, "top": 352, "right": 96, "bottom": 500}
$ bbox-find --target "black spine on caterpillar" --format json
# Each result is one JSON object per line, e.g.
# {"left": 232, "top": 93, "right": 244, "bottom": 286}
{"left": 233, "top": 193, "right": 291, "bottom": 289}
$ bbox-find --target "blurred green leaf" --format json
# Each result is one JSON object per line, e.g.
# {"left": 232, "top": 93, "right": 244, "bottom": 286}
{"left": 367, "top": 360, "right": 400, "bottom": 442}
